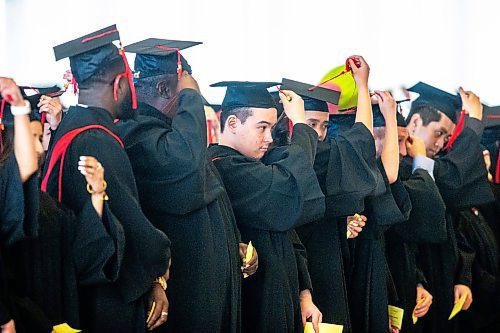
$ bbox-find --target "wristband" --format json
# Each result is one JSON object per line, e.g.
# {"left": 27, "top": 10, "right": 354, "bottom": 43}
{"left": 10, "top": 100, "right": 31, "bottom": 116}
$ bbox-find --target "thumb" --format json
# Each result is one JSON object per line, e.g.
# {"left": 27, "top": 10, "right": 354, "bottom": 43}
{"left": 458, "top": 87, "right": 468, "bottom": 102}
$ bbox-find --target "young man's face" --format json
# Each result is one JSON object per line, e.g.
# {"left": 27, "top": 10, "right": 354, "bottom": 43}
{"left": 29, "top": 120, "right": 45, "bottom": 167}
{"left": 410, "top": 113, "right": 455, "bottom": 158}
{"left": 305, "top": 110, "right": 329, "bottom": 141}
{"left": 233, "top": 107, "right": 277, "bottom": 159}
{"left": 397, "top": 127, "right": 409, "bottom": 160}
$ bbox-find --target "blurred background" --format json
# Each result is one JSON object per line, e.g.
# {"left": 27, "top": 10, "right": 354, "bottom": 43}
{"left": 1, "top": 0, "right": 499, "bottom": 106}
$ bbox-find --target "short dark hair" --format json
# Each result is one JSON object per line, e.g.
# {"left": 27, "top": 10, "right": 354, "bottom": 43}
{"left": 134, "top": 74, "right": 178, "bottom": 100}
{"left": 77, "top": 55, "right": 125, "bottom": 90}
{"left": 220, "top": 107, "right": 253, "bottom": 132}
{"left": 406, "top": 104, "right": 442, "bottom": 126}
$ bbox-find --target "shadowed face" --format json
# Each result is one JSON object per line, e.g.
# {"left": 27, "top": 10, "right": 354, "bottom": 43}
{"left": 305, "top": 110, "right": 329, "bottom": 141}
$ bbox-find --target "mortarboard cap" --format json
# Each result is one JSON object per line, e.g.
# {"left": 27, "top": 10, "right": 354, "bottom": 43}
{"left": 280, "top": 78, "right": 340, "bottom": 113}
{"left": 211, "top": 81, "right": 279, "bottom": 113}
{"left": 53, "top": 25, "right": 123, "bottom": 84}
{"left": 408, "top": 82, "right": 462, "bottom": 123}
{"left": 126, "top": 38, "right": 201, "bottom": 78}
{"left": 483, "top": 105, "right": 500, "bottom": 128}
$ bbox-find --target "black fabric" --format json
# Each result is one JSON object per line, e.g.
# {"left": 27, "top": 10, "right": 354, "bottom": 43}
{"left": 385, "top": 167, "right": 447, "bottom": 333}
{"left": 296, "top": 123, "right": 384, "bottom": 332}
{"left": 417, "top": 120, "right": 493, "bottom": 333}
{"left": 6, "top": 192, "right": 124, "bottom": 333}
{"left": 349, "top": 161, "right": 411, "bottom": 333}
{"left": 455, "top": 209, "right": 500, "bottom": 332}
{"left": 117, "top": 89, "right": 242, "bottom": 333}
{"left": 434, "top": 125, "right": 494, "bottom": 210}
{"left": 0, "top": 155, "right": 39, "bottom": 329}
{"left": 209, "top": 123, "right": 325, "bottom": 333}
{"left": 42, "top": 105, "right": 170, "bottom": 332}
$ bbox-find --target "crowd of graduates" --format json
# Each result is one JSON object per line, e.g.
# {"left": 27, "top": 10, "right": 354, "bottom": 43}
{"left": 0, "top": 24, "right": 498, "bottom": 333}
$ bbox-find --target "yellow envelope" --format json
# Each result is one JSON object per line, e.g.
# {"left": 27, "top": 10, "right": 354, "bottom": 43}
{"left": 304, "top": 322, "right": 343, "bottom": 333}
{"left": 243, "top": 241, "right": 254, "bottom": 279}
{"left": 448, "top": 293, "right": 467, "bottom": 320}
{"left": 412, "top": 297, "right": 426, "bottom": 324}
{"left": 53, "top": 323, "right": 81, "bottom": 333}
{"left": 388, "top": 305, "right": 404, "bottom": 330}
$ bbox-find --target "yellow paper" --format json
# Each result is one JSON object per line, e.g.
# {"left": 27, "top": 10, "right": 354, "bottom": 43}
{"left": 388, "top": 305, "right": 404, "bottom": 330}
{"left": 304, "top": 322, "right": 343, "bottom": 333}
{"left": 448, "top": 293, "right": 467, "bottom": 320}
{"left": 412, "top": 297, "right": 426, "bottom": 324}
{"left": 243, "top": 241, "right": 254, "bottom": 279}
{"left": 53, "top": 323, "right": 81, "bottom": 333}
{"left": 146, "top": 301, "right": 156, "bottom": 323}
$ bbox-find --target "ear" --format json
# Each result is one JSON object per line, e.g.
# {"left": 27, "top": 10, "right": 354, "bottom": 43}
{"left": 225, "top": 115, "right": 240, "bottom": 134}
{"left": 116, "top": 75, "right": 129, "bottom": 99}
{"left": 407, "top": 113, "right": 422, "bottom": 133}
{"left": 156, "top": 80, "right": 174, "bottom": 98}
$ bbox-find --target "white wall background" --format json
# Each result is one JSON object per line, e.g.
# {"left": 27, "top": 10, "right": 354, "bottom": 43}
{"left": 1, "top": 0, "right": 499, "bottom": 105}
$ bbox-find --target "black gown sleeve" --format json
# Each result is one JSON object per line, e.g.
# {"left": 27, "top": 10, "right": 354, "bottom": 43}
{"left": 122, "top": 89, "right": 215, "bottom": 215}
{"left": 315, "top": 122, "right": 385, "bottom": 218}
{"left": 290, "top": 230, "right": 313, "bottom": 292}
{"left": 434, "top": 118, "right": 494, "bottom": 209}
{"left": 0, "top": 154, "right": 39, "bottom": 247}
{"left": 72, "top": 199, "right": 125, "bottom": 286}
{"left": 218, "top": 124, "right": 325, "bottom": 232}
{"left": 395, "top": 169, "right": 447, "bottom": 243}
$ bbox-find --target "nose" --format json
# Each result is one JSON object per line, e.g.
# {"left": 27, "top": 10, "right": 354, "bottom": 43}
{"left": 264, "top": 129, "right": 273, "bottom": 144}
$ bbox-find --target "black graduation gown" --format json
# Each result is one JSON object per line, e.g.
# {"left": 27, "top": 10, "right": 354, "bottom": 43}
{"left": 208, "top": 123, "right": 325, "bottom": 333}
{"left": 295, "top": 123, "right": 384, "bottom": 331}
{"left": 455, "top": 208, "right": 500, "bottom": 332}
{"left": 349, "top": 161, "right": 411, "bottom": 333}
{"left": 417, "top": 118, "right": 494, "bottom": 333}
{"left": 117, "top": 90, "right": 242, "bottom": 333}
{"left": 385, "top": 166, "right": 447, "bottom": 333}
{"left": 0, "top": 154, "right": 39, "bottom": 327}
{"left": 42, "top": 105, "right": 170, "bottom": 333}
{"left": 7, "top": 191, "right": 125, "bottom": 333}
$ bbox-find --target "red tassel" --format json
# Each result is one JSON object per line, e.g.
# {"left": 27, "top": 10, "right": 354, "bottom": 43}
{"left": 495, "top": 149, "right": 500, "bottom": 184}
{"left": 155, "top": 45, "right": 182, "bottom": 80}
{"left": 444, "top": 110, "right": 466, "bottom": 150}
{"left": 81, "top": 29, "right": 119, "bottom": 44}
{"left": 113, "top": 46, "right": 137, "bottom": 110}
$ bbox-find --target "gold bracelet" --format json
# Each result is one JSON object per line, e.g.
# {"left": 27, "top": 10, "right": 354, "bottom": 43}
{"left": 86, "top": 180, "right": 107, "bottom": 194}
{"left": 153, "top": 276, "right": 167, "bottom": 291}
{"left": 87, "top": 181, "right": 108, "bottom": 200}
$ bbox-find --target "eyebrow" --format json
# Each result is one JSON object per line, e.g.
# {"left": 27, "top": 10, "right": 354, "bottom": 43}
{"left": 440, "top": 127, "right": 448, "bottom": 134}
{"left": 257, "top": 121, "right": 273, "bottom": 126}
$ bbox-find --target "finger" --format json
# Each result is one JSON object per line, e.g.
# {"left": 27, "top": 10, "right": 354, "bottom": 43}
{"left": 301, "top": 311, "right": 307, "bottom": 328}
{"left": 150, "top": 303, "right": 168, "bottom": 330}
{"left": 348, "top": 58, "right": 357, "bottom": 72}
{"left": 312, "top": 313, "right": 320, "bottom": 333}
{"left": 352, "top": 226, "right": 363, "bottom": 233}
{"left": 454, "top": 288, "right": 461, "bottom": 304}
